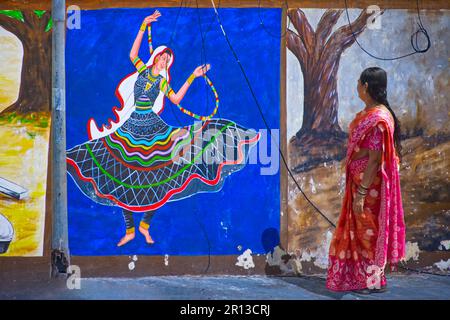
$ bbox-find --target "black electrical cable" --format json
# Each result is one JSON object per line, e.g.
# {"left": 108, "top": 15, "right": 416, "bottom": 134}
{"left": 257, "top": 0, "right": 290, "bottom": 39}
{"left": 212, "top": 0, "right": 450, "bottom": 279}
{"left": 166, "top": 0, "right": 214, "bottom": 273}
{"left": 398, "top": 263, "right": 450, "bottom": 277}
{"left": 202, "top": 0, "right": 222, "bottom": 39}
{"left": 194, "top": 0, "right": 217, "bottom": 274}
{"left": 209, "top": 0, "right": 336, "bottom": 228}
{"left": 167, "top": 0, "right": 188, "bottom": 127}
{"left": 168, "top": 0, "right": 186, "bottom": 47}
{"left": 164, "top": 1, "right": 445, "bottom": 279}
{"left": 195, "top": 0, "right": 224, "bottom": 120}
{"left": 344, "top": 0, "right": 431, "bottom": 61}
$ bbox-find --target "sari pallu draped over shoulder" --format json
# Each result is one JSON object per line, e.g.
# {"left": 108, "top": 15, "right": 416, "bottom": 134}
{"left": 326, "top": 107, "right": 406, "bottom": 292}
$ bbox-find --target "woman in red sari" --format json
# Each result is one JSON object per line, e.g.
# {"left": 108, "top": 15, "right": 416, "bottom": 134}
{"left": 326, "top": 67, "right": 406, "bottom": 293}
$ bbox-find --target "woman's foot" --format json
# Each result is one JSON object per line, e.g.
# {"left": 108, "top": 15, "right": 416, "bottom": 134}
{"left": 117, "top": 232, "right": 135, "bottom": 247}
{"left": 139, "top": 226, "right": 155, "bottom": 244}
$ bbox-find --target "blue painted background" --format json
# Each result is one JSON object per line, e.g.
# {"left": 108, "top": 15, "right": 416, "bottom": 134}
{"left": 66, "top": 7, "right": 280, "bottom": 256}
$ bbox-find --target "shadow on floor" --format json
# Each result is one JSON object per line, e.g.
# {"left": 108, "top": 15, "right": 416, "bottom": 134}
{"left": 273, "top": 275, "right": 347, "bottom": 300}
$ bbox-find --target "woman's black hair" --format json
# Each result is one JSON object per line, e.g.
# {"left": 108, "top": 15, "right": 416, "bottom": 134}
{"left": 161, "top": 48, "right": 172, "bottom": 57}
{"left": 360, "top": 67, "right": 402, "bottom": 160}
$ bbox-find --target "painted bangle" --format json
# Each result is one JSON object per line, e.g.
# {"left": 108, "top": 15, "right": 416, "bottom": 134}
{"left": 140, "top": 22, "right": 147, "bottom": 32}
{"left": 187, "top": 73, "right": 196, "bottom": 85}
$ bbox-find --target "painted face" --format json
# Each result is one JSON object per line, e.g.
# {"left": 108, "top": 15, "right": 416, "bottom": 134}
{"left": 156, "top": 52, "right": 170, "bottom": 69}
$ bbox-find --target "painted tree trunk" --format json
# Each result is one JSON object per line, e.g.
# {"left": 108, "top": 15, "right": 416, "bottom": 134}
{"left": 287, "top": 8, "right": 377, "bottom": 171}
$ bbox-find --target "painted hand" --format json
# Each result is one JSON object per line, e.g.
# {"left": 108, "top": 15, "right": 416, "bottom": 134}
{"left": 143, "top": 10, "right": 161, "bottom": 25}
{"left": 193, "top": 64, "right": 211, "bottom": 77}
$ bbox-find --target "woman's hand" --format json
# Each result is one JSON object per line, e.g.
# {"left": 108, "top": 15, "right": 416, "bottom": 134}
{"left": 353, "top": 193, "right": 365, "bottom": 214}
{"left": 193, "top": 64, "right": 211, "bottom": 77}
{"left": 143, "top": 10, "right": 161, "bottom": 25}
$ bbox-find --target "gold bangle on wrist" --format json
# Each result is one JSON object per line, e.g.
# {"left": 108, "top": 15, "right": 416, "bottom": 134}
{"left": 360, "top": 183, "right": 369, "bottom": 190}
{"left": 357, "top": 186, "right": 367, "bottom": 194}
{"left": 187, "top": 73, "right": 196, "bottom": 85}
{"left": 140, "top": 22, "right": 147, "bottom": 32}
{"left": 357, "top": 189, "right": 367, "bottom": 195}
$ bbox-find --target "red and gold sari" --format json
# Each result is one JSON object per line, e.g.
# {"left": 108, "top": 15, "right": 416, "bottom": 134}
{"left": 326, "top": 107, "right": 406, "bottom": 292}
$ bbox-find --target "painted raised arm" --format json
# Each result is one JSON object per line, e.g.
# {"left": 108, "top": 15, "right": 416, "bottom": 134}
{"left": 129, "top": 10, "right": 161, "bottom": 61}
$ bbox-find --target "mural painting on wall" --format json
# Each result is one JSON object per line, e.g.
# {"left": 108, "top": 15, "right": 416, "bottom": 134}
{"left": 66, "top": 8, "right": 281, "bottom": 257}
{"left": 0, "top": 10, "right": 52, "bottom": 256}
{"left": 286, "top": 8, "right": 449, "bottom": 272}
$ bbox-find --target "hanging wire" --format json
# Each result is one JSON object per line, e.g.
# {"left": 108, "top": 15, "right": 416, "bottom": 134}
{"left": 344, "top": 0, "right": 431, "bottom": 61}
{"left": 167, "top": 0, "right": 189, "bottom": 126}
{"left": 210, "top": 0, "right": 450, "bottom": 278}
{"left": 398, "top": 263, "right": 450, "bottom": 277}
{"left": 166, "top": 0, "right": 215, "bottom": 273}
{"left": 195, "top": 0, "right": 224, "bottom": 120}
{"left": 210, "top": 0, "right": 336, "bottom": 228}
{"left": 257, "top": 0, "right": 291, "bottom": 39}
{"left": 160, "top": 0, "right": 445, "bottom": 279}
{"left": 117, "top": 0, "right": 444, "bottom": 279}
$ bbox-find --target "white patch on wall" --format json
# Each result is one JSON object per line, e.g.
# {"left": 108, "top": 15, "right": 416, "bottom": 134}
{"left": 313, "top": 230, "right": 333, "bottom": 269}
{"left": 300, "top": 250, "right": 312, "bottom": 262}
{"left": 309, "top": 176, "right": 317, "bottom": 194}
{"left": 292, "top": 257, "right": 303, "bottom": 274}
{"left": 434, "top": 259, "right": 450, "bottom": 272}
{"left": 297, "top": 230, "right": 333, "bottom": 269}
{"left": 220, "top": 221, "right": 229, "bottom": 238}
{"left": 438, "top": 240, "right": 450, "bottom": 250}
{"left": 164, "top": 254, "right": 169, "bottom": 267}
{"left": 128, "top": 255, "right": 138, "bottom": 271}
{"left": 236, "top": 249, "right": 255, "bottom": 269}
{"left": 266, "top": 246, "right": 294, "bottom": 274}
{"left": 405, "top": 241, "right": 421, "bottom": 261}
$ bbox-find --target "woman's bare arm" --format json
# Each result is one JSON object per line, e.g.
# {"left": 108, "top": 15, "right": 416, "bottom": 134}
{"left": 353, "top": 149, "right": 382, "bottom": 213}
{"left": 129, "top": 29, "right": 145, "bottom": 61}
{"left": 166, "top": 80, "right": 192, "bottom": 105}
{"left": 129, "top": 11, "right": 161, "bottom": 62}
{"left": 163, "top": 64, "right": 211, "bottom": 105}
{"left": 360, "top": 149, "right": 382, "bottom": 188}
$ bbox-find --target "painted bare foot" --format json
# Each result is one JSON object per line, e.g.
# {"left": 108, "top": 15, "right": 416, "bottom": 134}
{"left": 117, "top": 232, "right": 135, "bottom": 247}
{"left": 139, "top": 226, "right": 155, "bottom": 244}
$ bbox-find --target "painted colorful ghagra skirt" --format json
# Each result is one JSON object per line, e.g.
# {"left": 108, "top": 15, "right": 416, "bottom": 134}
{"left": 66, "top": 109, "right": 260, "bottom": 212}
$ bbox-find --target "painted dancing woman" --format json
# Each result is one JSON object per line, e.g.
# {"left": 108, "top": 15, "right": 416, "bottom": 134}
{"left": 66, "top": 11, "right": 260, "bottom": 246}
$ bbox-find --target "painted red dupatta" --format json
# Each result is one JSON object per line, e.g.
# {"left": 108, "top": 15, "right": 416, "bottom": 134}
{"left": 326, "top": 107, "right": 406, "bottom": 292}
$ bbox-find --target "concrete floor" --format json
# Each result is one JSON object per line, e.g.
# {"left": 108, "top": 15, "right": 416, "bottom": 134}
{"left": 1, "top": 272, "right": 449, "bottom": 300}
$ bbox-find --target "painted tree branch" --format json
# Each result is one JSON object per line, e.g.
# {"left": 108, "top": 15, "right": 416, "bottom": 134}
{"left": 323, "top": 9, "right": 384, "bottom": 60}
{"left": 287, "top": 29, "right": 307, "bottom": 72}
{"left": 0, "top": 14, "right": 24, "bottom": 36}
{"left": 39, "top": 11, "right": 52, "bottom": 31}
{"left": 22, "top": 10, "right": 37, "bottom": 29}
{"left": 287, "top": 9, "right": 314, "bottom": 56}
{"left": 315, "top": 9, "right": 343, "bottom": 49}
